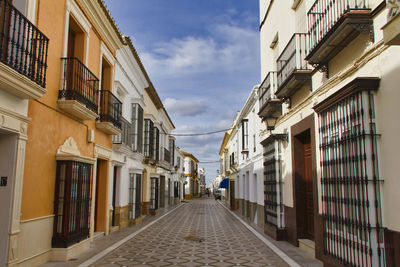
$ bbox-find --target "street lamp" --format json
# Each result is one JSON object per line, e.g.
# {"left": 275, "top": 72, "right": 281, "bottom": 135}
{"left": 265, "top": 116, "right": 288, "bottom": 142}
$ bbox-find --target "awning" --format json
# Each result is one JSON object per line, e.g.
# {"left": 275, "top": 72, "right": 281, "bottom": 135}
{"left": 219, "top": 178, "right": 229, "bottom": 189}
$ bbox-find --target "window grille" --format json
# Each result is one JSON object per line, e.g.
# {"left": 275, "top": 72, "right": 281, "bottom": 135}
{"left": 135, "top": 174, "right": 141, "bottom": 219}
{"left": 131, "top": 104, "right": 144, "bottom": 153}
{"left": 150, "top": 178, "right": 158, "bottom": 210}
{"left": 52, "top": 161, "right": 92, "bottom": 248}
{"left": 129, "top": 174, "right": 134, "bottom": 220}
{"left": 318, "top": 89, "right": 383, "bottom": 267}
{"left": 263, "top": 140, "right": 284, "bottom": 228}
{"left": 242, "top": 120, "right": 249, "bottom": 150}
{"left": 144, "top": 119, "right": 154, "bottom": 158}
{"left": 169, "top": 139, "right": 175, "bottom": 165}
{"left": 154, "top": 127, "right": 160, "bottom": 161}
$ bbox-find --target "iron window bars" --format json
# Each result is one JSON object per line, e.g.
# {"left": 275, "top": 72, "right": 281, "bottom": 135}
{"left": 317, "top": 88, "right": 384, "bottom": 267}
{"left": 131, "top": 103, "right": 144, "bottom": 153}
{"left": 154, "top": 127, "right": 160, "bottom": 161}
{"left": 259, "top": 71, "right": 278, "bottom": 111}
{"left": 113, "top": 117, "right": 132, "bottom": 146}
{"left": 276, "top": 33, "right": 311, "bottom": 90}
{"left": 52, "top": 161, "right": 92, "bottom": 248}
{"left": 169, "top": 138, "right": 175, "bottom": 165}
{"left": 150, "top": 177, "right": 159, "bottom": 210}
{"left": 0, "top": 0, "right": 49, "bottom": 87}
{"left": 59, "top": 58, "right": 99, "bottom": 113}
{"left": 263, "top": 140, "right": 284, "bottom": 228}
{"left": 242, "top": 120, "right": 249, "bottom": 151}
{"left": 129, "top": 173, "right": 142, "bottom": 220}
{"left": 144, "top": 119, "right": 154, "bottom": 159}
{"left": 99, "top": 90, "right": 122, "bottom": 129}
{"left": 163, "top": 147, "right": 170, "bottom": 163}
{"left": 307, "top": 0, "right": 368, "bottom": 53}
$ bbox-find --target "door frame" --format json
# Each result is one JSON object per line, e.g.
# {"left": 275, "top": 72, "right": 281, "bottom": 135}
{"left": 288, "top": 114, "right": 320, "bottom": 248}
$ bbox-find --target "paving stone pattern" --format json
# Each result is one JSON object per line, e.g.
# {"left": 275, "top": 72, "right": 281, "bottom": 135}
{"left": 93, "top": 199, "right": 288, "bottom": 267}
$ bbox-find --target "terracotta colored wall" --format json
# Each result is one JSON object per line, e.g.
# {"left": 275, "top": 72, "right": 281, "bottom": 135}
{"left": 21, "top": 0, "right": 113, "bottom": 220}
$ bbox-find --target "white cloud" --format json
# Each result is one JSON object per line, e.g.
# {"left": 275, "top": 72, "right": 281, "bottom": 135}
{"left": 164, "top": 98, "right": 207, "bottom": 117}
{"left": 141, "top": 23, "right": 259, "bottom": 77}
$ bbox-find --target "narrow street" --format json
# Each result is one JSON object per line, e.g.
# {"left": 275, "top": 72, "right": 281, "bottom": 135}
{"left": 83, "top": 199, "right": 290, "bottom": 267}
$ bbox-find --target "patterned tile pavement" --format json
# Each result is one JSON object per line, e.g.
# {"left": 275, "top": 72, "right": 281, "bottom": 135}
{"left": 91, "top": 198, "right": 289, "bottom": 267}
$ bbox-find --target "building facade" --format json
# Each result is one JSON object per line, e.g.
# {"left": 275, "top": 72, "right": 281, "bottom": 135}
{"left": 259, "top": 0, "right": 400, "bottom": 266}
{"left": 182, "top": 151, "right": 199, "bottom": 199}
{"left": 0, "top": 1, "right": 195, "bottom": 266}
{"left": 0, "top": 1, "right": 49, "bottom": 266}
{"left": 219, "top": 86, "right": 266, "bottom": 228}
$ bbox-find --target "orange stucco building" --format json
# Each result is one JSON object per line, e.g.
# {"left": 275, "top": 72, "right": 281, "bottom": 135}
{"left": 12, "top": 0, "right": 125, "bottom": 266}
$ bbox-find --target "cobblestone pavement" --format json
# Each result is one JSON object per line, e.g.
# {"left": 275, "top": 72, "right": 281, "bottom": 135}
{"left": 92, "top": 198, "right": 289, "bottom": 267}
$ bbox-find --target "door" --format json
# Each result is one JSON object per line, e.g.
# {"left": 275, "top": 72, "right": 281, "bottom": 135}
{"left": 304, "top": 143, "right": 314, "bottom": 239}
{"left": 111, "top": 166, "right": 117, "bottom": 226}
{"left": 230, "top": 181, "right": 235, "bottom": 209}
{"left": 0, "top": 133, "right": 17, "bottom": 266}
{"left": 150, "top": 178, "right": 159, "bottom": 210}
{"left": 159, "top": 176, "right": 165, "bottom": 207}
{"left": 135, "top": 174, "right": 141, "bottom": 218}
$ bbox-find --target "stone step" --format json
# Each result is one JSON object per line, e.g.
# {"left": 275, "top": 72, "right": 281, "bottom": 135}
{"left": 298, "top": 238, "right": 315, "bottom": 255}
{"left": 93, "top": 231, "right": 104, "bottom": 240}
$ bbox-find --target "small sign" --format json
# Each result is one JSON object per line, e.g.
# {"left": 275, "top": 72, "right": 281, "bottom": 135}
{"left": 1, "top": 177, "right": 7, "bottom": 187}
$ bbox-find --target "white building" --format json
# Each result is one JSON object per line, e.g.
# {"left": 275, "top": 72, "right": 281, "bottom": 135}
{"left": 181, "top": 150, "right": 199, "bottom": 199}
{"left": 219, "top": 86, "right": 266, "bottom": 227}
{"left": 258, "top": 0, "right": 400, "bottom": 266}
{"left": 109, "top": 36, "right": 147, "bottom": 230}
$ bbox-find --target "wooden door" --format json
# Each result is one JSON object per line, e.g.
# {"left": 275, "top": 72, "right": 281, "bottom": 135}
{"left": 304, "top": 143, "right": 314, "bottom": 239}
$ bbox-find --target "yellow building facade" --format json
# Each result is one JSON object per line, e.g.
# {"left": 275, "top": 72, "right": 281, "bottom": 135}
{"left": 14, "top": 0, "right": 124, "bottom": 266}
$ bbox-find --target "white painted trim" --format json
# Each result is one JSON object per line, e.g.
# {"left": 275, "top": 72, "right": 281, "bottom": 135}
{"left": 101, "top": 42, "right": 116, "bottom": 66}
{"left": 218, "top": 202, "right": 301, "bottom": 267}
{"left": 78, "top": 204, "right": 183, "bottom": 267}
{"left": 20, "top": 214, "right": 54, "bottom": 224}
{"left": 94, "top": 144, "right": 112, "bottom": 160}
{"left": 66, "top": 0, "right": 91, "bottom": 33}
{"left": 26, "top": 0, "right": 37, "bottom": 23}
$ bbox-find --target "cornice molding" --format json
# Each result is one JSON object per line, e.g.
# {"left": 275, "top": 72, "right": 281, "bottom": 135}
{"left": 79, "top": 0, "right": 123, "bottom": 53}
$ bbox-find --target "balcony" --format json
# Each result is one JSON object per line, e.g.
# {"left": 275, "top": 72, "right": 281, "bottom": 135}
{"left": 58, "top": 58, "right": 99, "bottom": 120}
{"left": 96, "top": 90, "right": 122, "bottom": 135}
{"left": 258, "top": 71, "right": 282, "bottom": 120}
{"left": 306, "top": 0, "right": 372, "bottom": 71}
{"left": 275, "top": 33, "right": 312, "bottom": 99}
{"left": 113, "top": 117, "right": 132, "bottom": 153}
{"left": 158, "top": 147, "right": 172, "bottom": 170}
{"left": 0, "top": 0, "right": 49, "bottom": 99}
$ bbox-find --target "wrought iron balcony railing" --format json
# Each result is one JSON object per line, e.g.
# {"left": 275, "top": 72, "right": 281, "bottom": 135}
{"left": 0, "top": 0, "right": 49, "bottom": 87}
{"left": 113, "top": 117, "right": 132, "bottom": 146}
{"left": 276, "top": 33, "right": 311, "bottom": 90}
{"left": 308, "top": 0, "right": 368, "bottom": 53}
{"left": 99, "top": 90, "right": 122, "bottom": 129}
{"left": 259, "top": 71, "right": 278, "bottom": 109}
{"left": 59, "top": 58, "right": 99, "bottom": 113}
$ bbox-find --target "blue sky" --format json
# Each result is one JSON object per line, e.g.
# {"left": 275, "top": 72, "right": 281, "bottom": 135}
{"left": 104, "top": 0, "right": 260, "bottom": 184}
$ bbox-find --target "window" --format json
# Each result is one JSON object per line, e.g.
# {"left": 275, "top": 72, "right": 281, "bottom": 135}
{"left": 131, "top": 104, "right": 144, "bottom": 152}
{"left": 316, "top": 86, "right": 383, "bottom": 266}
{"left": 174, "top": 181, "right": 179, "bottom": 198}
{"left": 52, "top": 161, "right": 92, "bottom": 248}
{"left": 242, "top": 120, "right": 248, "bottom": 150}
{"left": 177, "top": 156, "right": 181, "bottom": 168}
{"left": 150, "top": 178, "right": 158, "bottom": 210}
{"left": 144, "top": 119, "right": 154, "bottom": 158}
{"left": 129, "top": 173, "right": 142, "bottom": 220}
{"left": 154, "top": 127, "right": 160, "bottom": 161}
{"left": 253, "top": 134, "right": 256, "bottom": 152}
{"left": 169, "top": 139, "right": 175, "bottom": 165}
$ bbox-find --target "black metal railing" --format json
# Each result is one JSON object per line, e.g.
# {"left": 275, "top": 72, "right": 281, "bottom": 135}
{"left": 163, "top": 147, "right": 170, "bottom": 163}
{"left": 59, "top": 58, "right": 99, "bottom": 113}
{"left": 0, "top": 0, "right": 49, "bottom": 87}
{"left": 308, "top": 0, "right": 368, "bottom": 52}
{"left": 259, "top": 71, "right": 278, "bottom": 111}
{"left": 99, "top": 90, "right": 122, "bottom": 129}
{"left": 318, "top": 90, "right": 384, "bottom": 267}
{"left": 113, "top": 117, "right": 132, "bottom": 146}
{"left": 276, "top": 33, "right": 310, "bottom": 89}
